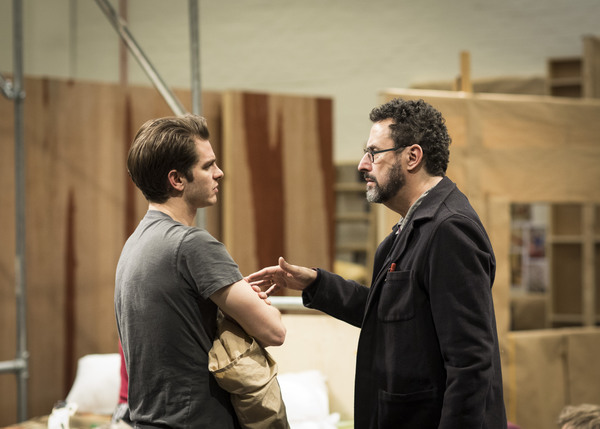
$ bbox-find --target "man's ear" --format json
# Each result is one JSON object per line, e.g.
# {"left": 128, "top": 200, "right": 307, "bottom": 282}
{"left": 167, "top": 169, "right": 185, "bottom": 191}
{"left": 405, "top": 144, "right": 424, "bottom": 172}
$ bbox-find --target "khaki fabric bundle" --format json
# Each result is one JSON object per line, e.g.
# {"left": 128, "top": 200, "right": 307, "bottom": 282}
{"left": 208, "top": 314, "right": 290, "bottom": 429}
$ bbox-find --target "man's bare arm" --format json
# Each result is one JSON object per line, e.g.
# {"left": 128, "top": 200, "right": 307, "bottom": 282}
{"left": 210, "top": 278, "right": 286, "bottom": 347}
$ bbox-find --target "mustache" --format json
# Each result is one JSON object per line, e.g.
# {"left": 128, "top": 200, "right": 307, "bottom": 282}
{"left": 362, "top": 172, "right": 377, "bottom": 183}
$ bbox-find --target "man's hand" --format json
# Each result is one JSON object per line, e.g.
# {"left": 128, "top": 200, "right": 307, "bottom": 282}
{"left": 246, "top": 257, "right": 317, "bottom": 298}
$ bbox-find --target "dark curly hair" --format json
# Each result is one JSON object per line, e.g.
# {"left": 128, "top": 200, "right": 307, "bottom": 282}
{"left": 369, "top": 98, "right": 451, "bottom": 176}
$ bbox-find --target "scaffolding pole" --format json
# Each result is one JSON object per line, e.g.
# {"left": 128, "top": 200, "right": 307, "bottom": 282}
{"left": 0, "top": 0, "right": 29, "bottom": 423}
{"left": 188, "top": 0, "right": 206, "bottom": 229}
{"left": 94, "top": 0, "right": 187, "bottom": 117}
{"left": 189, "top": 0, "right": 201, "bottom": 116}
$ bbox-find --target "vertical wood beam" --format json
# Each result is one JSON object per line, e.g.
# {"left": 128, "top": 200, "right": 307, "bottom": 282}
{"left": 460, "top": 51, "right": 473, "bottom": 93}
{"left": 582, "top": 203, "right": 595, "bottom": 326}
{"left": 583, "top": 35, "right": 600, "bottom": 98}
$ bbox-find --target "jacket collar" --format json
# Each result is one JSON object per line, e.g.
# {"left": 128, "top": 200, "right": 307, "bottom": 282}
{"left": 404, "top": 175, "right": 456, "bottom": 229}
{"left": 362, "top": 176, "right": 456, "bottom": 322}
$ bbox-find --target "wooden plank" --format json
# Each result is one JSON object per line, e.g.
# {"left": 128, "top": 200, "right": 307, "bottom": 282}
{"left": 222, "top": 91, "right": 334, "bottom": 277}
{"left": 0, "top": 78, "right": 226, "bottom": 424}
{"left": 505, "top": 330, "right": 568, "bottom": 429}
{"left": 460, "top": 51, "right": 473, "bottom": 93}
{"left": 583, "top": 35, "right": 600, "bottom": 98}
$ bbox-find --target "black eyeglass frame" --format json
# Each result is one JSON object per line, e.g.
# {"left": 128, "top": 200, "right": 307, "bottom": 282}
{"left": 363, "top": 145, "right": 408, "bottom": 163}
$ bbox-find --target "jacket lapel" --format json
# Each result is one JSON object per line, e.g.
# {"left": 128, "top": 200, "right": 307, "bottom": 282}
{"left": 361, "top": 177, "right": 457, "bottom": 324}
{"left": 362, "top": 222, "right": 413, "bottom": 321}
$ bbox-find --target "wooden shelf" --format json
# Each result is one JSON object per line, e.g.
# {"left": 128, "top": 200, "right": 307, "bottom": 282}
{"left": 547, "top": 56, "right": 583, "bottom": 98}
{"left": 547, "top": 203, "right": 600, "bottom": 328}
{"left": 547, "top": 235, "right": 584, "bottom": 244}
{"left": 334, "top": 163, "right": 374, "bottom": 271}
{"left": 548, "top": 313, "right": 584, "bottom": 323}
{"left": 548, "top": 77, "right": 583, "bottom": 87}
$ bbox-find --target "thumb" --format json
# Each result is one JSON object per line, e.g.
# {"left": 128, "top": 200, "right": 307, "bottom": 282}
{"left": 279, "top": 257, "right": 308, "bottom": 278}
{"left": 278, "top": 256, "right": 293, "bottom": 272}
{"left": 278, "top": 257, "right": 302, "bottom": 276}
{"left": 278, "top": 256, "right": 317, "bottom": 286}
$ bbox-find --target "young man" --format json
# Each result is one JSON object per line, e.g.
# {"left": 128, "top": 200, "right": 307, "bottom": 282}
{"left": 115, "top": 115, "right": 285, "bottom": 428}
{"left": 248, "top": 98, "right": 507, "bottom": 428}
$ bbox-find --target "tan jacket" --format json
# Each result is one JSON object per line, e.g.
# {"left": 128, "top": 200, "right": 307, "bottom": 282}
{"left": 208, "top": 314, "right": 290, "bottom": 429}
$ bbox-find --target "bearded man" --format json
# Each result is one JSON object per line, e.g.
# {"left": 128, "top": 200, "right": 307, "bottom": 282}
{"left": 248, "top": 98, "right": 507, "bottom": 429}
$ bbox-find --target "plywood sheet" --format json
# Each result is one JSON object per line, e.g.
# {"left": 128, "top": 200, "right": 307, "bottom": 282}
{"left": 504, "top": 330, "right": 567, "bottom": 429}
{"left": 222, "top": 91, "right": 334, "bottom": 277}
{"left": 0, "top": 77, "right": 129, "bottom": 422}
{"left": 1, "top": 78, "right": 335, "bottom": 424}
{"left": 566, "top": 328, "right": 600, "bottom": 404}
{"left": 0, "top": 78, "right": 223, "bottom": 423}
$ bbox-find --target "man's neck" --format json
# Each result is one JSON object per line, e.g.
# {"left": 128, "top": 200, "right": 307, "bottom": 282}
{"left": 385, "top": 175, "right": 443, "bottom": 217}
{"left": 148, "top": 200, "right": 196, "bottom": 226}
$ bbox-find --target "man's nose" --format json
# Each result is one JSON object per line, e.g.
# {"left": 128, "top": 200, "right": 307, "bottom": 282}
{"left": 358, "top": 153, "right": 371, "bottom": 172}
{"left": 215, "top": 165, "right": 224, "bottom": 179}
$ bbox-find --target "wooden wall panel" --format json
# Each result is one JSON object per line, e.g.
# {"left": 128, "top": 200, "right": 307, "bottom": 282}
{"left": 0, "top": 78, "right": 223, "bottom": 424}
{"left": 504, "top": 330, "right": 568, "bottom": 429}
{"left": 0, "top": 78, "right": 129, "bottom": 424}
{"left": 222, "top": 91, "right": 334, "bottom": 278}
{"left": 1, "top": 78, "right": 334, "bottom": 424}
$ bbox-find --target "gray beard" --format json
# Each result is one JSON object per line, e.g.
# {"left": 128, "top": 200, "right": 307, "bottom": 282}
{"left": 365, "top": 162, "right": 405, "bottom": 204}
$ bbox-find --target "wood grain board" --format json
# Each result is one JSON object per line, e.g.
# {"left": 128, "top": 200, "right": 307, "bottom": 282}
{"left": 0, "top": 77, "right": 334, "bottom": 425}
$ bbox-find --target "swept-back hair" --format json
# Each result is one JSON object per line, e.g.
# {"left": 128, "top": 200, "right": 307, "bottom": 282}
{"left": 127, "top": 115, "right": 210, "bottom": 203}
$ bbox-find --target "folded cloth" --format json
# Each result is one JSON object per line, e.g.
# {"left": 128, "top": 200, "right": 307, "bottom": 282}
{"left": 208, "top": 313, "right": 290, "bottom": 429}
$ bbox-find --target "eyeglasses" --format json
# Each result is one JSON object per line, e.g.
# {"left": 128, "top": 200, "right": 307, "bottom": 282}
{"left": 363, "top": 146, "right": 407, "bottom": 163}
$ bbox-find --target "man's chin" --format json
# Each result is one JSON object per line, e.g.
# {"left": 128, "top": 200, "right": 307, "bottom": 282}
{"left": 198, "top": 198, "right": 217, "bottom": 209}
{"left": 366, "top": 190, "right": 381, "bottom": 204}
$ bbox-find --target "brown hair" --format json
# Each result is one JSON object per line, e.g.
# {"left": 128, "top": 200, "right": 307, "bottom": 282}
{"left": 127, "top": 115, "right": 210, "bottom": 203}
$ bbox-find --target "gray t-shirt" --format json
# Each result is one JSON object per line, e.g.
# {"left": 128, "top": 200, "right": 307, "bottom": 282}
{"left": 115, "top": 210, "right": 243, "bottom": 429}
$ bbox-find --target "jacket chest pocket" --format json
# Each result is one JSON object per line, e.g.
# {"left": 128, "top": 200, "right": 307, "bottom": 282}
{"left": 378, "top": 270, "right": 415, "bottom": 322}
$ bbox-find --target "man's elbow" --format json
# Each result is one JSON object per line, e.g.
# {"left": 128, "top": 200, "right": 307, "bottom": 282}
{"left": 261, "top": 325, "right": 286, "bottom": 347}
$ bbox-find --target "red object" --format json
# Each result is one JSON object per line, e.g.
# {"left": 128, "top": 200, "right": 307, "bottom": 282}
{"left": 389, "top": 263, "right": 396, "bottom": 272}
{"left": 118, "top": 342, "right": 129, "bottom": 404}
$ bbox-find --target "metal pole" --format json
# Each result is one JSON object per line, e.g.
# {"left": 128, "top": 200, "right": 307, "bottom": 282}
{"left": 0, "top": 1, "right": 29, "bottom": 422}
{"left": 13, "top": 0, "right": 29, "bottom": 422}
{"left": 189, "top": 0, "right": 206, "bottom": 229}
{"left": 94, "top": 0, "right": 187, "bottom": 117}
{"left": 189, "top": 0, "right": 201, "bottom": 115}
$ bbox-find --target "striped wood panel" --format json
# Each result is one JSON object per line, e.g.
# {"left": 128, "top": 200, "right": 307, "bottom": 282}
{"left": 222, "top": 91, "right": 335, "bottom": 279}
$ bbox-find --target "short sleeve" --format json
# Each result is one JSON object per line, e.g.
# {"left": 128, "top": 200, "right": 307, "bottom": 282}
{"left": 178, "top": 228, "right": 243, "bottom": 299}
